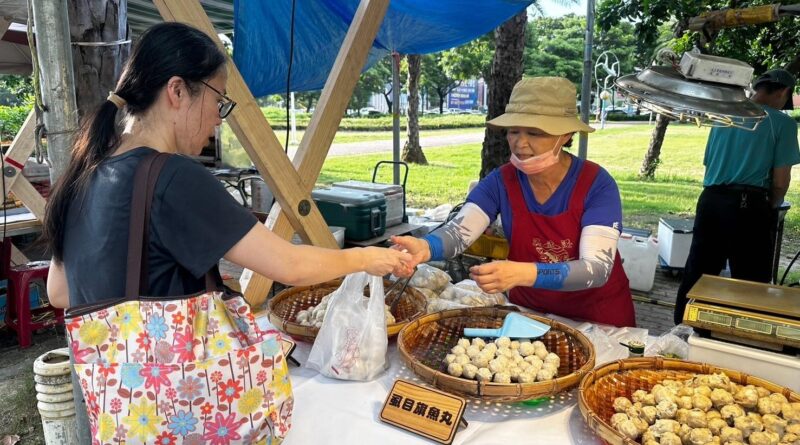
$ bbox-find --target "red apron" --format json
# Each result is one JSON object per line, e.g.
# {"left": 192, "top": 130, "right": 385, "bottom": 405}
{"left": 502, "top": 161, "right": 636, "bottom": 327}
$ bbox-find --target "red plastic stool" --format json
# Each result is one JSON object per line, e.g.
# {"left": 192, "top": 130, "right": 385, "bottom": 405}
{"left": 4, "top": 260, "right": 64, "bottom": 348}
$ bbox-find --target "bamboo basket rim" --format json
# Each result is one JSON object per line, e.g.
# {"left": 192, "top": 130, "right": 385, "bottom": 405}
{"left": 266, "top": 277, "right": 426, "bottom": 342}
{"left": 397, "top": 306, "right": 597, "bottom": 402}
{"left": 577, "top": 357, "right": 800, "bottom": 445}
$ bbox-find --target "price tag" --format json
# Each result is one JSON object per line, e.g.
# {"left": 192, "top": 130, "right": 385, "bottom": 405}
{"left": 380, "top": 379, "right": 468, "bottom": 444}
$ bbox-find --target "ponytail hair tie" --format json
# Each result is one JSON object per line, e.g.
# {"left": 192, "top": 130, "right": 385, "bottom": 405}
{"left": 106, "top": 91, "right": 127, "bottom": 109}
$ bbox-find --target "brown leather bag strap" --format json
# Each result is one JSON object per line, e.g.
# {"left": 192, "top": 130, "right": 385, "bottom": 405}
{"left": 125, "top": 151, "right": 222, "bottom": 299}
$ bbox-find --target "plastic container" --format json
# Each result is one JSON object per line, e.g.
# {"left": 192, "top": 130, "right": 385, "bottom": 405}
{"left": 292, "top": 226, "right": 346, "bottom": 248}
{"left": 657, "top": 218, "right": 694, "bottom": 268}
{"left": 312, "top": 188, "right": 387, "bottom": 241}
{"left": 464, "top": 234, "right": 509, "bottom": 260}
{"left": 333, "top": 181, "right": 404, "bottom": 227}
{"left": 687, "top": 333, "right": 800, "bottom": 392}
{"left": 33, "top": 348, "right": 78, "bottom": 444}
{"left": 617, "top": 234, "right": 658, "bottom": 292}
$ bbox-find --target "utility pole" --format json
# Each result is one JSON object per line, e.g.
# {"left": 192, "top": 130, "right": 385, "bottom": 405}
{"left": 578, "top": 0, "right": 595, "bottom": 160}
{"left": 31, "top": 0, "right": 79, "bottom": 183}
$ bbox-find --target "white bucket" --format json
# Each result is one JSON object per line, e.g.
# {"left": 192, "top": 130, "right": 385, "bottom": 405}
{"left": 33, "top": 348, "right": 78, "bottom": 444}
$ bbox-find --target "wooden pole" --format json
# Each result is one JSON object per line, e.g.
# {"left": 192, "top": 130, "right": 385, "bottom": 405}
{"left": 30, "top": 0, "right": 79, "bottom": 183}
{"left": 241, "top": 0, "right": 391, "bottom": 307}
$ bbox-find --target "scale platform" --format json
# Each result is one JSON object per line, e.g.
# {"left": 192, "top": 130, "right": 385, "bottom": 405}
{"left": 683, "top": 275, "right": 800, "bottom": 351}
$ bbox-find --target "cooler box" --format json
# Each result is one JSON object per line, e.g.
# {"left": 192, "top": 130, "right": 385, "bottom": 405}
{"left": 312, "top": 188, "right": 387, "bottom": 241}
{"left": 292, "top": 226, "right": 346, "bottom": 248}
{"left": 658, "top": 218, "right": 694, "bottom": 268}
{"left": 618, "top": 233, "right": 658, "bottom": 292}
{"left": 688, "top": 334, "right": 800, "bottom": 392}
{"left": 333, "top": 181, "right": 404, "bottom": 227}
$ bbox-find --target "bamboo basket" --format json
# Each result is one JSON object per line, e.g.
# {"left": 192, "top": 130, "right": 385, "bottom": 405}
{"left": 578, "top": 357, "right": 800, "bottom": 445}
{"left": 397, "top": 306, "right": 596, "bottom": 402}
{"left": 267, "top": 278, "right": 427, "bottom": 342}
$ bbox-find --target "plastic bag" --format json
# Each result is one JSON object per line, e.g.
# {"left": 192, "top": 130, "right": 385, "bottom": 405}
{"left": 406, "top": 264, "right": 451, "bottom": 293}
{"left": 427, "top": 280, "right": 507, "bottom": 313}
{"left": 307, "top": 272, "right": 388, "bottom": 381}
{"left": 645, "top": 324, "right": 693, "bottom": 359}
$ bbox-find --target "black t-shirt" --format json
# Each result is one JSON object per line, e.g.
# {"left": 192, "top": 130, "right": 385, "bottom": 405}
{"left": 63, "top": 147, "right": 257, "bottom": 307}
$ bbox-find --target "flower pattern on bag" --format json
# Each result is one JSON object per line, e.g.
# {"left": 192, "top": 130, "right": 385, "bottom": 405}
{"left": 67, "top": 291, "right": 293, "bottom": 445}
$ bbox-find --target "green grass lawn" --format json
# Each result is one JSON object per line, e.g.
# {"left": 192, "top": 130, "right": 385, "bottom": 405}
{"left": 318, "top": 123, "right": 800, "bottom": 241}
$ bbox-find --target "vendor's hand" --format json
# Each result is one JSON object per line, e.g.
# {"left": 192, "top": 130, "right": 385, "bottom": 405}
{"left": 390, "top": 235, "right": 430, "bottom": 276}
{"left": 469, "top": 261, "right": 537, "bottom": 294}
{"left": 360, "top": 246, "right": 412, "bottom": 277}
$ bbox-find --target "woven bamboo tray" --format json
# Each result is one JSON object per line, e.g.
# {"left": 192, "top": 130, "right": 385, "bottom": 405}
{"left": 397, "top": 306, "right": 596, "bottom": 402}
{"left": 578, "top": 357, "right": 800, "bottom": 445}
{"left": 267, "top": 278, "right": 427, "bottom": 342}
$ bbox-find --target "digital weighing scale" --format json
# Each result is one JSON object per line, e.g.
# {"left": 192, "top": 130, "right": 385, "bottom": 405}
{"left": 683, "top": 275, "right": 800, "bottom": 351}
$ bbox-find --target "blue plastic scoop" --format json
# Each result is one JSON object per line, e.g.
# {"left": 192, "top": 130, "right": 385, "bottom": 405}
{"left": 463, "top": 312, "right": 550, "bottom": 339}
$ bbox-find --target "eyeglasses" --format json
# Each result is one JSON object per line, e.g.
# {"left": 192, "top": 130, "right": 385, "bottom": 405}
{"left": 200, "top": 80, "right": 236, "bottom": 119}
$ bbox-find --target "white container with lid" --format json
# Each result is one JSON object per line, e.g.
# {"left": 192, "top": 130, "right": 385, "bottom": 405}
{"left": 618, "top": 233, "right": 659, "bottom": 292}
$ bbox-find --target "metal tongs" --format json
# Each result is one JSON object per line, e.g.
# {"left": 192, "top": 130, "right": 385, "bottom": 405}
{"left": 385, "top": 267, "right": 418, "bottom": 312}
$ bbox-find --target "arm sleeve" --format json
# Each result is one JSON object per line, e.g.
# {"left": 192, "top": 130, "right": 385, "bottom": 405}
{"left": 533, "top": 225, "right": 619, "bottom": 291}
{"left": 152, "top": 157, "right": 258, "bottom": 277}
{"left": 465, "top": 170, "right": 503, "bottom": 225}
{"left": 772, "top": 115, "right": 800, "bottom": 168}
{"left": 581, "top": 167, "right": 623, "bottom": 232}
{"left": 423, "top": 203, "right": 491, "bottom": 261}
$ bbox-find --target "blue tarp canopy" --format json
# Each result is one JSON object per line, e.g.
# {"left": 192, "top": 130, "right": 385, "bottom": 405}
{"left": 233, "top": 0, "right": 533, "bottom": 96}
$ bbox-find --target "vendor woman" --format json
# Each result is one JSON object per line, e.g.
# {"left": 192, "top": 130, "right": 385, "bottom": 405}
{"left": 393, "top": 77, "right": 635, "bottom": 327}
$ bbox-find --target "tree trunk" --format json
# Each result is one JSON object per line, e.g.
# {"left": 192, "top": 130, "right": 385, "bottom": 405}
{"left": 784, "top": 52, "right": 800, "bottom": 77}
{"left": 68, "top": 0, "right": 129, "bottom": 120}
{"left": 383, "top": 91, "right": 393, "bottom": 113}
{"left": 639, "top": 113, "right": 670, "bottom": 179}
{"left": 438, "top": 90, "right": 445, "bottom": 114}
{"left": 402, "top": 55, "right": 427, "bottom": 164}
{"left": 480, "top": 10, "right": 526, "bottom": 178}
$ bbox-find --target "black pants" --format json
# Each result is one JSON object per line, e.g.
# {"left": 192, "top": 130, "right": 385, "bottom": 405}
{"left": 674, "top": 186, "right": 776, "bottom": 324}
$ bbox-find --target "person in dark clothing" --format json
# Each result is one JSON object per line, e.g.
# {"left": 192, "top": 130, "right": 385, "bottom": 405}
{"left": 673, "top": 69, "right": 800, "bottom": 324}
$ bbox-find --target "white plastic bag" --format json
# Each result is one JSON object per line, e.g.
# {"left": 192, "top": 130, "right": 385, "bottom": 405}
{"left": 306, "top": 272, "right": 388, "bottom": 381}
{"left": 408, "top": 264, "right": 451, "bottom": 293}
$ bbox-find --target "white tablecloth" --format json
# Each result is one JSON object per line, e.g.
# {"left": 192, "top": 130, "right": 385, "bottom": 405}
{"left": 257, "top": 312, "right": 651, "bottom": 444}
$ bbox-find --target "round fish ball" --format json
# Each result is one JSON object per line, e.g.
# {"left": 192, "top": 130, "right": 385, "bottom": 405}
{"left": 630, "top": 416, "right": 648, "bottom": 434}
{"left": 476, "top": 367, "right": 493, "bottom": 382}
{"left": 677, "top": 396, "right": 693, "bottom": 410}
{"left": 544, "top": 352, "right": 560, "bottom": 367}
{"left": 495, "top": 336, "right": 511, "bottom": 349}
{"left": 493, "top": 371, "right": 511, "bottom": 384}
{"left": 615, "top": 419, "right": 641, "bottom": 440}
{"left": 641, "top": 430, "right": 657, "bottom": 445}
{"left": 641, "top": 394, "right": 656, "bottom": 406}
{"left": 734, "top": 386, "right": 759, "bottom": 409}
{"left": 483, "top": 343, "right": 497, "bottom": 354}
{"left": 536, "top": 368, "right": 555, "bottom": 381}
{"left": 510, "top": 340, "right": 520, "bottom": 350}
{"left": 508, "top": 367, "right": 522, "bottom": 381}
{"left": 694, "top": 385, "right": 712, "bottom": 398}
{"left": 651, "top": 419, "right": 680, "bottom": 435}
{"left": 692, "top": 394, "right": 713, "bottom": 412}
{"left": 625, "top": 405, "right": 642, "bottom": 420}
{"left": 685, "top": 409, "right": 707, "bottom": 428}
{"left": 758, "top": 397, "right": 783, "bottom": 416}
{"left": 782, "top": 402, "right": 800, "bottom": 423}
{"left": 534, "top": 347, "right": 548, "bottom": 360}
{"left": 511, "top": 354, "right": 524, "bottom": 364}
{"left": 708, "top": 417, "right": 728, "bottom": 435}
{"left": 451, "top": 345, "right": 466, "bottom": 355}
{"left": 632, "top": 389, "right": 649, "bottom": 404}
{"left": 755, "top": 386, "right": 771, "bottom": 398}
{"left": 517, "top": 371, "right": 534, "bottom": 384}
{"left": 454, "top": 354, "right": 470, "bottom": 366}
{"left": 641, "top": 405, "right": 657, "bottom": 424}
{"left": 543, "top": 362, "right": 558, "bottom": 375}
{"left": 524, "top": 355, "right": 543, "bottom": 366}
{"left": 687, "top": 427, "right": 713, "bottom": 445}
{"left": 768, "top": 393, "right": 788, "bottom": 405}
{"left": 465, "top": 346, "right": 481, "bottom": 358}
{"left": 496, "top": 347, "right": 513, "bottom": 359}
{"left": 789, "top": 424, "right": 800, "bottom": 435}
{"left": 733, "top": 415, "right": 763, "bottom": 439}
{"left": 705, "top": 409, "right": 721, "bottom": 420}
{"left": 678, "top": 386, "right": 695, "bottom": 397}
{"left": 444, "top": 354, "right": 457, "bottom": 364}
{"left": 658, "top": 432, "right": 681, "bottom": 445}
{"left": 610, "top": 413, "right": 629, "bottom": 428}
{"left": 471, "top": 355, "right": 490, "bottom": 369}
{"left": 532, "top": 340, "right": 545, "bottom": 349}
{"left": 613, "top": 397, "right": 634, "bottom": 413}
{"left": 721, "top": 404, "right": 745, "bottom": 423}
{"left": 652, "top": 385, "right": 675, "bottom": 404}
{"left": 747, "top": 431, "right": 780, "bottom": 445}
{"left": 457, "top": 338, "right": 471, "bottom": 349}
{"left": 710, "top": 388, "right": 734, "bottom": 409}
{"left": 761, "top": 413, "right": 786, "bottom": 436}
{"left": 656, "top": 399, "right": 678, "bottom": 419}
{"left": 517, "top": 361, "right": 532, "bottom": 372}
{"left": 519, "top": 341, "right": 535, "bottom": 357}
{"left": 675, "top": 408, "right": 690, "bottom": 424}
{"left": 488, "top": 358, "right": 506, "bottom": 374}
{"left": 471, "top": 338, "right": 486, "bottom": 349}
{"left": 462, "top": 364, "right": 478, "bottom": 380}
{"left": 447, "top": 362, "right": 463, "bottom": 377}
{"left": 720, "top": 426, "right": 743, "bottom": 444}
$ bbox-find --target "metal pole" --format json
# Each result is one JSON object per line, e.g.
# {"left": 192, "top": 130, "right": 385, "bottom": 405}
{"left": 392, "top": 52, "right": 401, "bottom": 184}
{"left": 578, "top": 0, "right": 595, "bottom": 160}
{"left": 31, "top": 0, "right": 79, "bottom": 184}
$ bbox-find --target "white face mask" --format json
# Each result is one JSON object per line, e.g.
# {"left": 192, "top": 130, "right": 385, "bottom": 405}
{"left": 509, "top": 137, "right": 562, "bottom": 175}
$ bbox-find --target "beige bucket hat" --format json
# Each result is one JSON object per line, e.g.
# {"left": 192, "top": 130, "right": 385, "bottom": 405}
{"left": 487, "top": 77, "right": 595, "bottom": 134}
